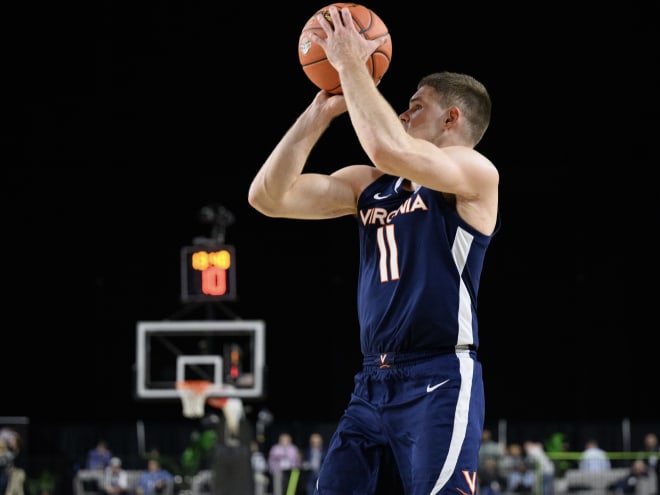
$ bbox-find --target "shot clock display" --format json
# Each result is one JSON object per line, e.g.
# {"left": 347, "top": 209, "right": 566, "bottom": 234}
{"left": 180, "top": 244, "right": 237, "bottom": 302}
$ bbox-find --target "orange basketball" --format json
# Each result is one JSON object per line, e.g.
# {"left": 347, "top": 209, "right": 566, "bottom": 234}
{"left": 298, "top": 3, "right": 392, "bottom": 95}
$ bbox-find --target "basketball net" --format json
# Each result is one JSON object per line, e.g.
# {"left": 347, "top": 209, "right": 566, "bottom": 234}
{"left": 176, "top": 380, "right": 212, "bottom": 418}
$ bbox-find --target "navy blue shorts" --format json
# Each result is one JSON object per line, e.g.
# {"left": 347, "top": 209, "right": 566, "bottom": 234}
{"left": 314, "top": 348, "right": 484, "bottom": 495}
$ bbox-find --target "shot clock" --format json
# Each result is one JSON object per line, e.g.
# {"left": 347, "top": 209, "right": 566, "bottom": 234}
{"left": 180, "top": 244, "right": 237, "bottom": 302}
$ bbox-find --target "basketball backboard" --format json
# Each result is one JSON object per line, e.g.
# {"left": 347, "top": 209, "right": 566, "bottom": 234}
{"left": 135, "top": 320, "right": 265, "bottom": 400}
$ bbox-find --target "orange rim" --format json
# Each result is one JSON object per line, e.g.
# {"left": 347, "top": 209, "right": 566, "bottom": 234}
{"left": 176, "top": 380, "right": 212, "bottom": 395}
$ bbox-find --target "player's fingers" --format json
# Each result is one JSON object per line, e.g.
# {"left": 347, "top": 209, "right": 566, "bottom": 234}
{"left": 374, "top": 35, "right": 388, "bottom": 49}
{"left": 339, "top": 6, "right": 353, "bottom": 29}
{"left": 316, "top": 10, "right": 333, "bottom": 34}
{"left": 308, "top": 32, "right": 326, "bottom": 48}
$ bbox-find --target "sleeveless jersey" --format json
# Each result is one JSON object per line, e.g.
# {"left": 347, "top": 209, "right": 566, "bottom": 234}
{"left": 356, "top": 174, "right": 500, "bottom": 355}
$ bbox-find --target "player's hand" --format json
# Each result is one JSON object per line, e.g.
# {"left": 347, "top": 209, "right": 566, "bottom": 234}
{"left": 311, "top": 89, "right": 347, "bottom": 119}
{"left": 311, "top": 5, "right": 387, "bottom": 72}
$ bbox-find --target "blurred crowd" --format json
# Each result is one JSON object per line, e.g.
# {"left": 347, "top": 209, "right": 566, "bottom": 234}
{"left": 2, "top": 423, "right": 657, "bottom": 495}
{"left": 477, "top": 429, "right": 660, "bottom": 495}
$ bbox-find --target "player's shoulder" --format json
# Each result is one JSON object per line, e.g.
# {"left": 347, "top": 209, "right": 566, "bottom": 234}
{"left": 332, "top": 164, "right": 385, "bottom": 198}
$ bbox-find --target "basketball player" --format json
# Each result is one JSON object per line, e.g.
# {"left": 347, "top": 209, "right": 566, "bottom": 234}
{"left": 248, "top": 5, "right": 500, "bottom": 495}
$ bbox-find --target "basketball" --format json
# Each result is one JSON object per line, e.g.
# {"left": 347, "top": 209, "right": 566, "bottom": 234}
{"left": 298, "top": 3, "right": 392, "bottom": 95}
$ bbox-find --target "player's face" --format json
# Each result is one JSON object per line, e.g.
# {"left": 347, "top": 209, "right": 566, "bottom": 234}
{"left": 399, "top": 86, "right": 446, "bottom": 141}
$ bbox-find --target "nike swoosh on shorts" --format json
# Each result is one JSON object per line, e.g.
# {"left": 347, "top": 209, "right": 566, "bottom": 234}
{"left": 426, "top": 379, "right": 450, "bottom": 392}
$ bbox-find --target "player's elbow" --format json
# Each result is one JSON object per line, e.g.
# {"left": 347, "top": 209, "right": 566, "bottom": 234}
{"left": 248, "top": 190, "right": 276, "bottom": 217}
{"left": 248, "top": 183, "right": 272, "bottom": 214}
{"left": 248, "top": 185, "right": 289, "bottom": 218}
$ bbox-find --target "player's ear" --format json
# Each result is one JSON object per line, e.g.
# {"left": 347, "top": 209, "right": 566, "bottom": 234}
{"left": 444, "top": 106, "right": 460, "bottom": 128}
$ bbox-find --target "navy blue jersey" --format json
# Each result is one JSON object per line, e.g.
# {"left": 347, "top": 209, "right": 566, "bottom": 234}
{"left": 356, "top": 174, "right": 499, "bottom": 355}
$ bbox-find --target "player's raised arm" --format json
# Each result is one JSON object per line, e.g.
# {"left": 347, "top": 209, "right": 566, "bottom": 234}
{"left": 249, "top": 91, "right": 363, "bottom": 220}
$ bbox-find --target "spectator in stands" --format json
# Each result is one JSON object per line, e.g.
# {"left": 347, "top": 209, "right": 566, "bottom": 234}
{"left": 479, "top": 429, "right": 503, "bottom": 469}
{"left": 524, "top": 440, "right": 555, "bottom": 495}
{"left": 1, "top": 437, "right": 13, "bottom": 495}
{"left": 267, "top": 432, "right": 301, "bottom": 495}
{"left": 506, "top": 457, "right": 536, "bottom": 494}
{"left": 86, "top": 439, "right": 113, "bottom": 470}
{"left": 142, "top": 448, "right": 178, "bottom": 480}
{"left": 498, "top": 443, "right": 524, "bottom": 480}
{"left": 250, "top": 440, "right": 270, "bottom": 495}
{"left": 268, "top": 432, "right": 302, "bottom": 474}
{"left": 579, "top": 438, "right": 611, "bottom": 471}
{"left": 301, "top": 432, "right": 327, "bottom": 495}
{"left": 0, "top": 429, "right": 21, "bottom": 460}
{"left": 135, "top": 458, "right": 174, "bottom": 495}
{"left": 0, "top": 429, "right": 25, "bottom": 495}
{"left": 641, "top": 432, "right": 659, "bottom": 495}
{"left": 102, "top": 457, "right": 129, "bottom": 495}
{"left": 608, "top": 459, "right": 649, "bottom": 494}
{"left": 478, "top": 456, "right": 507, "bottom": 495}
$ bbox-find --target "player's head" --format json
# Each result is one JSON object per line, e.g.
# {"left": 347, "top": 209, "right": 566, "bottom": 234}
{"left": 417, "top": 71, "right": 491, "bottom": 146}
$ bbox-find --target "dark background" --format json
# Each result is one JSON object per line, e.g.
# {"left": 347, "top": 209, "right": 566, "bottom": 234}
{"left": 4, "top": 1, "right": 658, "bottom": 430}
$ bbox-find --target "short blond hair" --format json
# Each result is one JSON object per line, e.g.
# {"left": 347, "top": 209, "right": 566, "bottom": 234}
{"left": 418, "top": 71, "right": 491, "bottom": 146}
